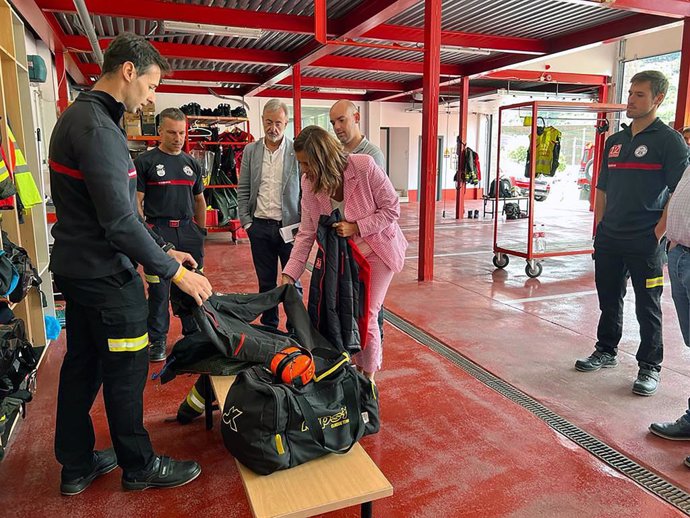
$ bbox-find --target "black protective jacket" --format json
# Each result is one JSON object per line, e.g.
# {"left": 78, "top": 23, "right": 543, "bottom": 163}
{"left": 49, "top": 91, "right": 177, "bottom": 279}
{"left": 161, "top": 284, "right": 334, "bottom": 381}
{"left": 307, "top": 210, "right": 370, "bottom": 354}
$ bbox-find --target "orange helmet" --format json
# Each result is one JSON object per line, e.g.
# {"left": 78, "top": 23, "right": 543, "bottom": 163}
{"left": 269, "top": 346, "right": 315, "bottom": 387}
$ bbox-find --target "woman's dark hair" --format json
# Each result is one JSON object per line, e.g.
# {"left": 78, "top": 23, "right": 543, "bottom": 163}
{"left": 101, "top": 33, "right": 170, "bottom": 76}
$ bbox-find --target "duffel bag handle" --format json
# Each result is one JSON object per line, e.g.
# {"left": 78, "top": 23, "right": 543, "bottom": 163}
{"left": 293, "top": 374, "right": 363, "bottom": 455}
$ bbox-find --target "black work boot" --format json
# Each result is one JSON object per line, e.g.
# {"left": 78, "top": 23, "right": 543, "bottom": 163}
{"left": 575, "top": 351, "right": 618, "bottom": 372}
{"left": 122, "top": 456, "right": 201, "bottom": 491}
{"left": 60, "top": 448, "right": 118, "bottom": 496}
{"left": 650, "top": 416, "right": 690, "bottom": 440}
{"left": 633, "top": 368, "right": 660, "bottom": 396}
{"left": 148, "top": 340, "right": 167, "bottom": 362}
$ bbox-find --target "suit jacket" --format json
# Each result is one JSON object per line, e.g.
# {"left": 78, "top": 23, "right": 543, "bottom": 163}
{"left": 237, "top": 137, "right": 301, "bottom": 227}
{"left": 283, "top": 154, "right": 408, "bottom": 281}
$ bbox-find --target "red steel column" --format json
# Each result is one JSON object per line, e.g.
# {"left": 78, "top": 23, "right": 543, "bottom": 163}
{"left": 55, "top": 50, "right": 69, "bottom": 114}
{"left": 314, "top": 0, "right": 327, "bottom": 44}
{"left": 590, "top": 82, "right": 608, "bottom": 220}
{"left": 292, "top": 63, "right": 302, "bottom": 135}
{"left": 418, "top": 0, "right": 442, "bottom": 281}
{"left": 675, "top": 18, "right": 690, "bottom": 129}
{"left": 455, "top": 76, "right": 469, "bottom": 220}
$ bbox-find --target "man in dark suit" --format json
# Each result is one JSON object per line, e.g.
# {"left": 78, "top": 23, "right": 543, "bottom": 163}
{"left": 238, "top": 99, "right": 301, "bottom": 328}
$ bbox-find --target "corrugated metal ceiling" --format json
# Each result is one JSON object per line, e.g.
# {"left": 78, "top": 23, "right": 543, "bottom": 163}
{"left": 389, "top": 0, "right": 634, "bottom": 39}
{"left": 331, "top": 44, "right": 491, "bottom": 65}
{"left": 173, "top": 0, "right": 364, "bottom": 18}
{"left": 305, "top": 68, "right": 421, "bottom": 84}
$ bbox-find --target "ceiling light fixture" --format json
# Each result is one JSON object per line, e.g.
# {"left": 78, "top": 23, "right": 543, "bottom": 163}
{"left": 163, "top": 21, "right": 263, "bottom": 39}
{"left": 317, "top": 87, "right": 367, "bottom": 95}
{"left": 440, "top": 46, "right": 491, "bottom": 56}
{"left": 163, "top": 79, "right": 226, "bottom": 87}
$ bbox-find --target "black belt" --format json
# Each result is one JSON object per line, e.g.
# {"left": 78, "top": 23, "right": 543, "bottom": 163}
{"left": 254, "top": 218, "right": 282, "bottom": 226}
{"left": 677, "top": 243, "right": 690, "bottom": 253}
{"left": 147, "top": 217, "right": 192, "bottom": 228}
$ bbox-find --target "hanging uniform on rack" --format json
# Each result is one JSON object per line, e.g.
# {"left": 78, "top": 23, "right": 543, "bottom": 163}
{"left": 525, "top": 124, "right": 562, "bottom": 177}
{"left": 0, "top": 143, "right": 17, "bottom": 208}
{"left": 6, "top": 126, "right": 42, "bottom": 209}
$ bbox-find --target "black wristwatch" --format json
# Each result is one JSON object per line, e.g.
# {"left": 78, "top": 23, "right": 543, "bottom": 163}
{"left": 162, "top": 242, "right": 176, "bottom": 253}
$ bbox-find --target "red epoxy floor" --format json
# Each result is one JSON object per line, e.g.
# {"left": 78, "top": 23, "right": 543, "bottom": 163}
{"left": 1, "top": 200, "right": 688, "bottom": 517}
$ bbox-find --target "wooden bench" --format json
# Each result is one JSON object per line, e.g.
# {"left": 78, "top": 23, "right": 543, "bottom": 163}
{"left": 482, "top": 195, "right": 529, "bottom": 218}
{"left": 206, "top": 374, "right": 393, "bottom": 518}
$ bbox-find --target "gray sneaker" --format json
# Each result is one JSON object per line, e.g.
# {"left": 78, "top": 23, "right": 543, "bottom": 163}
{"left": 575, "top": 351, "right": 618, "bottom": 372}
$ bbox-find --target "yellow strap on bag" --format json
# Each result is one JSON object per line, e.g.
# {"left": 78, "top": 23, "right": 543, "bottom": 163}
{"left": 7, "top": 127, "right": 42, "bottom": 208}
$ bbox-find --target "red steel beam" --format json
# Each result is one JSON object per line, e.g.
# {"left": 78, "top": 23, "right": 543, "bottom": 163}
{"left": 463, "top": 13, "right": 674, "bottom": 77}
{"left": 10, "top": 0, "right": 86, "bottom": 84}
{"left": 561, "top": 0, "right": 690, "bottom": 18}
{"left": 293, "top": 64, "right": 302, "bottom": 135}
{"left": 35, "top": 0, "right": 320, "bottom": 34}
{"left": 675, "top": 18, "right": 690, "bottom": 129}
{"left": 455, "top": 76, "right": 469, "bottom": 221}
{"left": 278, "top": 76, "right": 406, "bottom": 92}
{"left": 419, "top": 0, "right": 442, "bottom": 282}
{"left": 314, "top": 0, "right": 327, "bottom": 44}
{"left": 61, "top": 35, "right": 292, "bottom": 65}
{"left": 311, "top": 55, "right": 464, "bottom": 76}
{"left": 54, "top": 50, "right": 69, "bottom": 113}
{"left": 245, "top": 0, "right": 419, "bottom": 96}
{"left": 479, "top": 69, "right": 609, "bottom": 85}
{"left": 253, "top": 89, "right": 366, "bottom": 101}
{"left": 156, "top": 85, "right": 243, "bottom": 95}
{"left": 79, "top": 63, "right": 263, "bottom": 84}
{"left": 364, "top": 25, "right": 547, "bottom": 55}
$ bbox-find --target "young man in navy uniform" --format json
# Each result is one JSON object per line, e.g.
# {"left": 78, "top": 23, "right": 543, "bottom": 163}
{"left": 49, "top": 34, "right": 212, "bottom": 495}
{"left": 575, "top": 70, "right": 689, "bottom": 396}
{"left": 135, "top": 107, "right": 207, "bottom": 362}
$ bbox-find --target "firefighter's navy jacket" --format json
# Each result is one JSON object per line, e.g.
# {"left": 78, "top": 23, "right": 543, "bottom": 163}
{"left": 49, "top": 91, "right": 178, "bottom": 279}
{"left": 597, "top": 118, "right": 689, "bottom": 244}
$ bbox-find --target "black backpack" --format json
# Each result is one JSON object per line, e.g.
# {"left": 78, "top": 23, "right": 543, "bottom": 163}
{"left": 504, "top": 202, "right": 521, "bottom": 220}
{"left": 2, "top": 231, "right": 41, "bottom": 303}
{"left": 489, "top": 178, "right": 513, "bottom": 198}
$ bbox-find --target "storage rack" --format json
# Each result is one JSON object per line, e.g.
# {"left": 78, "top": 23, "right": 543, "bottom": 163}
{"left": 0, "top": 0, "right": 55, "bottom": 454}
{"left": 185, "top": 115, "right": 252, "bottom": 241}
{"left": 491, "top": 100, "right": 626, "bottom": 278}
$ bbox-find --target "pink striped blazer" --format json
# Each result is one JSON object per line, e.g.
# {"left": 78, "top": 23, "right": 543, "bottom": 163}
{"left": 283, "top": 154, "right": 408, "bottom": 281}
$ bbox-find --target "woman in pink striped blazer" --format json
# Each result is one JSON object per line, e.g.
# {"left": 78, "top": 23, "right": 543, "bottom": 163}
{"left": 281, "top": 126, "right": 408, "bottom": 381}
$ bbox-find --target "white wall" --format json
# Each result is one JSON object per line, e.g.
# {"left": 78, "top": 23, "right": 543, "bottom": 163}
{"left": 624, "top": 23, "right": 682, "bottom": 60}
{"left": 24, "top": 30, "right": 60, "bottom": 194}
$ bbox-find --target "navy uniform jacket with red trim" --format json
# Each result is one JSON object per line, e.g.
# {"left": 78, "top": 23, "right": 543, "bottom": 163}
{"left": 597, "top": 118, "right": 689, "bottom": 243}
{"left": 48, "top": 90, "right": 178, "bottom": 279}
{"left": 134, "top": 147, "right": 204, "bottom": 220}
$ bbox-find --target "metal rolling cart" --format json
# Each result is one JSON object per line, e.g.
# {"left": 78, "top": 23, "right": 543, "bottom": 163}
{"left": 491, "top": 100, "right": 626, "bottom": 277}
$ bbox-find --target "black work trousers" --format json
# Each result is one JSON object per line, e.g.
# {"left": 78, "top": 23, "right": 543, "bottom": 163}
{"left": 145, "top": 221, "right": 205, "bottom": 343}
{"left": 54, "top": 269, "right": 154, "bottom": 479}
{"left": 594, "top": 235, "right": 665, "bottom": 371}
{"left": 247, "top": 218, "right": 302, "bottom": 328}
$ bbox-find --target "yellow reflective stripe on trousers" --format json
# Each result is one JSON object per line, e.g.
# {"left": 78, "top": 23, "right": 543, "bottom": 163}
{"left": 646, "top": 277, "right": 664, "bottom": 289}
{"left": 144, "top": 274, "right": 160, "bottom": 283}
{"left": 186, "top": 385, "right": 205, "bottom": 413}
{"left": 107, "top": 332, "right": 148, "bottom": 352}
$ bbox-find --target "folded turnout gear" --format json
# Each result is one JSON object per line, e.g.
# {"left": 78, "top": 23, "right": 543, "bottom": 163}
{"left": 221, "top": 343, "right": 379, "bottom": 475}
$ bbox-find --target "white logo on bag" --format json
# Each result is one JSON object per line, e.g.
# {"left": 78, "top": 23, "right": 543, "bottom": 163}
{"left": 183, "top": 166, "right": 194, "bottom": 176}
{"left": 156, "top": 164, "right": 166, "bottom": 177}
{"left": 634, "top": 145, "right": 648, "bottom": 158}
{"left": 222, "top": 406, "right": 243, "bottom": 432}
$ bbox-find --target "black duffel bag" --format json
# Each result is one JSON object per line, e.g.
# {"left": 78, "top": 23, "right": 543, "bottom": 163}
{"left": 221, "top": 349, "right": 379, "bottom": 475}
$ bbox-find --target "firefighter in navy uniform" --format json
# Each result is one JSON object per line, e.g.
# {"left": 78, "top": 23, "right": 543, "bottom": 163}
{"left": 48, "top": 34, "right": 213, "bottom": 496}
{"left": 575, "top": 70, "right": 689, "bottom": 396}
{"left": 136, "top": 108, "right": 207, "bottom": 362}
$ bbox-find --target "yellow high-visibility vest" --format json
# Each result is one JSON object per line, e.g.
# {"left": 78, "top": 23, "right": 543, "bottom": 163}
{"left": 7, "top": 126, "right": 42, "bottom": 209}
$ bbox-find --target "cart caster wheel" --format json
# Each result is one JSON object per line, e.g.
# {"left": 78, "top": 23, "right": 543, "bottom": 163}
{"left": 525, "top": 262, "right": 542, "bottom": 278}
{"left": 493, "top": 254, "right": 509, "bottom": 269}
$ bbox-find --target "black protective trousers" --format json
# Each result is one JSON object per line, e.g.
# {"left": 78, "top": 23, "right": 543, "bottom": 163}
{"left": 145, "top": 221, "right": 205, "bottom": 343}
{"left": 594, "top": 235, "right": 665, "bottom": 371}
{"left": 53, "top": 269, "right": 155, "bottom": 478}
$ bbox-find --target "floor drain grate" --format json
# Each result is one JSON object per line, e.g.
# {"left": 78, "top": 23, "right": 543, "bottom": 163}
{"left": 384, "top": 310, "right": 690, "bottom": 515}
